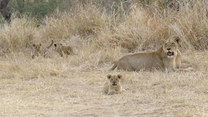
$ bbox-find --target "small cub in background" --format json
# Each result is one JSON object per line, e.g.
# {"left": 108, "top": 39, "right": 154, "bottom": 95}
{"left": 104, "top": 74, "right": 124, "bottom": 95}
{"left": 54, "top": 43, "right": 74, "bottom": 57}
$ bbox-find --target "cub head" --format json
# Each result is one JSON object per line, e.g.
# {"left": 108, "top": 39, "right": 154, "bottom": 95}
{"left": 54, "top": 43, "right": 63, "bottom": 48}
{"left": 33, "top": 43, "right": 42, "bottom": 51}
{"left": 162, "top": 37, "right": 180, "bottom": 58}
{"left": 107, "top": 74, "right": 122, "bottom": 86}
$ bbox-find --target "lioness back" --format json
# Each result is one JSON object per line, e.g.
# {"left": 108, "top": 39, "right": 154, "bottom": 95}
{"left": 116, "top": 51, "right": 164, "bottom": 71}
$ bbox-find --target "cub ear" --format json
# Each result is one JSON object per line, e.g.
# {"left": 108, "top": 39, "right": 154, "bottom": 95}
{"left": 32, "top": 44, "right": 36, "bottom": 47}
{"left": 174, "top": 36, "right": 180, "bottom": 44}
{"left": 107, "top": 74, "right": 111, "bottom": 79}
{"left": 117, "top": 74, "right": 122, "bottom": 79}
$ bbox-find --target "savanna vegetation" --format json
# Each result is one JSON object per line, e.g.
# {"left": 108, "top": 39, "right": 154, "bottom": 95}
{"left": 0, "top": 0, "right": 208, "bottom": 116}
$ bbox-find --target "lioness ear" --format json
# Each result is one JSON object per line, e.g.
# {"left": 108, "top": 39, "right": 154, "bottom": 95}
{"left": 107, "top": 74, "right": 111, "bottom": 79}
{"left": 174, "top": 37, "right": 180, "bottom": 44}
{"left": 117, "top": 74, "right": 122, "bottom": 79}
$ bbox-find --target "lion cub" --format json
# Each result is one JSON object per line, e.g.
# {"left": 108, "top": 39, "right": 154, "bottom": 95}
{"left": 32, "top": 40, "right": 53, "bottom": 59}
{"left": 32, "top": 43, "right": 42, "bottom": 59}
{"left": 104, "top": 74, "right": 124, "bottom": 95}
{"left": 54, "top": 43, "right": 74, "bottom": 57}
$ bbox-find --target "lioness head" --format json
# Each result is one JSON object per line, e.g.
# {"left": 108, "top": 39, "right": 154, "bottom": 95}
{"left": 107, "top": 74, "right": 122, "bottom": 86}
{"left": 162, "top": 37, "right": 180, "bottom": 58}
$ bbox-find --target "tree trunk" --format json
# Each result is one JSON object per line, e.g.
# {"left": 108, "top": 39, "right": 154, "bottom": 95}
{"left": 0, "top": 0, "right": 11, "bottom": 23}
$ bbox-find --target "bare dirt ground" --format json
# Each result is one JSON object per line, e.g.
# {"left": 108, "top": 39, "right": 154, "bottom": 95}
{"left": 0, "top": 51, "right": 208, "bottom": 117}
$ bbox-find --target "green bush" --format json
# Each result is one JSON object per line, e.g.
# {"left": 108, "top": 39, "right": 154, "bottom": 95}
{"left": 6, "top": 0, "right": 173, "bottom": 20}
{"left": 8, "top": 0, "right": 61, "bottom": 19}
{"left": 22, "top": 2, "right": 54, "bottom": 19}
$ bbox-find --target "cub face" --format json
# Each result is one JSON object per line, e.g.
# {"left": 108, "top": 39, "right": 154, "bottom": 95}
{"left": 107, "top": 74, "right": 122, "bottom": 87}
{"left": 162, "top": 37, "right": 180, "bottom": 58}
{"left": 32, "top": 43, "right": 42, "bottom": 58}
{"left": 33, "top": 43, "right": 42, "bottom": 52}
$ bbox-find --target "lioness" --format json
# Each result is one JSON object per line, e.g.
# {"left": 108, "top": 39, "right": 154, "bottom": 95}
{"left": 110, "top": 37, "right": 184, "bottom": 71}
{"left": 32, "top": 40, "right": 54, "bottom": 59}
{"left": 54, "top": 43, "right": 74, "bottom": 57}
{"left": 104, "top": 74, "right": 124, "bottom": 95}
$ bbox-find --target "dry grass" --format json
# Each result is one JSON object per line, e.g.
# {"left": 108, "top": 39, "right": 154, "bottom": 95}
{"left": 0, "top": 0, "right": 208, "bottom": 116}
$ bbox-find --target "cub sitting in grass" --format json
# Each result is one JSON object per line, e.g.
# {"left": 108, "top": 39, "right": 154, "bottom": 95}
{"left": 54, "top": 42, "right": 74, "bottom": 57}
{"left": 32, "top": 40, "right": 54, "bottom": 59}
{"left": 104, "top": 74, "right": 124, "bottom": 95}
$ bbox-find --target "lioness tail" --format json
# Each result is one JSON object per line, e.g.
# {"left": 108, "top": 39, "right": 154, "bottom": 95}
{"left": 110, "top": 62, "right": 117, "bottom": 71}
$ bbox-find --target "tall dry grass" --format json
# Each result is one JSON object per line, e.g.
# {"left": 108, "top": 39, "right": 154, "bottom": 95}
{"left": 0, "top": 0, "right": 208, "bottom": 65}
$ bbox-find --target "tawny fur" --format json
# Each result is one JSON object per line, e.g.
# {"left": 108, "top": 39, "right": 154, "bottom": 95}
{"left": 54, "top": 43, "right": 74, "bottom": 57}
{"left": 32, "top": 40, "right": 54, "bottom": 59}
{"left": 104, "top": 74, "right": 124, "bottom": 95}
{"left": 110, "top": 37, "right": 192, "bottom": 71}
